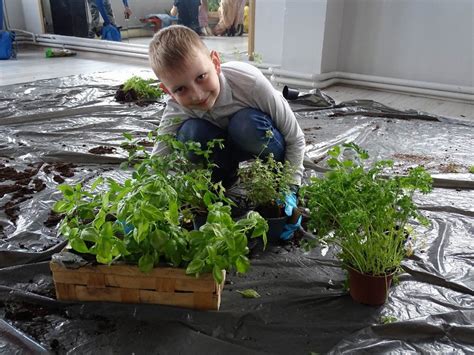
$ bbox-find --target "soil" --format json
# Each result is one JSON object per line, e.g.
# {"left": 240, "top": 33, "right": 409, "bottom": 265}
{"left": 0, "top": 162, "right": 75, "bottom": 226}
{"left": 438, "top": 162, "right": 464, "bottom": 173}
{"left": 303, "top": 127, "right": 322, "bottom": 132}
{"left": 392, "top": 153, "right": 432, "bottom": 164}
{"left": 88, "top": 146, "right": 116, "bottom": 155}
{"left": 44, "top": 211, "right": 64, "bottom": 228}
{"left": 115, "top": 85, "right": 156, "bottom": 107}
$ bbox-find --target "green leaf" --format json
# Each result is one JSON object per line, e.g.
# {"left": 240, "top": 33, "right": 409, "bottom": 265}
{"left": 235, "top": 255, "right": 250, "bottom": 274}
{"left": 80, "top": 227, "right": 98, "bottom": 242}
{"left": 138, "top": 254, "right": 155, "bottom": 273}
{"left": 237, "top": 289, "right": 261, "bottom": 298}
{"left": 70, "top": 237, "right": 89, "bottom": 253}
{"left": 58, "top": 184, "right": 75, "bottom": 197}
{"left": 212, "top": 265, "right": 224, "bottom": 284}
{"left": 90, "top": 177, "right": 104, "bottom": 191}
{"left": 186, "top": 258, "right": 204, "bottom": 275}
{"left": 123, "top": 132, "right": 133, "bottom": 141}
{"left": 53, "top": 200, "right": 72, "bottom": 213}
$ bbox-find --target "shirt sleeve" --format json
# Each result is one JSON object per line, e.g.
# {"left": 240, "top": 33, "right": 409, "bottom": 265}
{"left": 251, "top": 70, "right": 306, "bottom": 185}
{"left": 151, "top": 100, "right": 188, "bottom": 156}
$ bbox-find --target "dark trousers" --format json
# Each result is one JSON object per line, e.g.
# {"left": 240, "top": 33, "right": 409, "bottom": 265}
{"left": 176, "top": 108, "right": 286, "bottom": 186}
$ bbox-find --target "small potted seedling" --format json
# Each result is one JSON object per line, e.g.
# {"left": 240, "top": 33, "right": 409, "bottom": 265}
{"left": 238, "top": 153, "right": 296, "bottom": 243}
{"left": 115, "top": 75, "right": 163, "bottom": 104}
{"left": 301, "top": 143, "right": 433, "bottom": 306}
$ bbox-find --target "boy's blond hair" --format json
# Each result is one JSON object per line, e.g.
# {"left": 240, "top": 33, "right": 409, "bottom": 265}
{"left": 149, "top": 25, "right": 209, "bottom": 78}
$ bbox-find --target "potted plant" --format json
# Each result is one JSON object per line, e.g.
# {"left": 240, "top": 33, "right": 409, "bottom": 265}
{"left": 50, "top": 134, "right": 268, "bottom": 309}
{"left": 301, "top": 143, "right": 433, "bottom": 306}
{"left": 238, "top": 153, "right": 296, "bottom": 243}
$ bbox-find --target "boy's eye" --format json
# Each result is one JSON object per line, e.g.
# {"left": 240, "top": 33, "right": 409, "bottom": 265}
{"left": 173, "top": 87, "right": 185, "bottom": 94}
{"left": 197, "top": 73, "right": 207, "bottom": 81}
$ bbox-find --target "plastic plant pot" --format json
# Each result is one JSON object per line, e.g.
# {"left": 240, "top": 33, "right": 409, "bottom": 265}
{"left": 347, "top": 267, "right": 395, "bottom": 306}
{"left": 265, "top": 215, "right": 288, "bottom": 243}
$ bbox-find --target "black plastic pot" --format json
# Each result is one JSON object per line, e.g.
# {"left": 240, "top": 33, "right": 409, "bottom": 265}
{"left": 282, "top": 86, "right": 300, "bottom": 100}
{"left": 192, "top": 213, "right": 208, "bottom": 230}
{"left": 266, "top": 215, "right": 288, "bottom": 243}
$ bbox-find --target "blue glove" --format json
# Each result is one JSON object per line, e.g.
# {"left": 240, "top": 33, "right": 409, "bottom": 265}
{"left": 280, "top": 191, "right": 302, "bottom": 240}
{"left": 117, "top": 219, "right": 134, "bottom": 235}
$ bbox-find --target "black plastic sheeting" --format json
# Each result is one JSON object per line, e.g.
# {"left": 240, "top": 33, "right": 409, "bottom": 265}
{"left": 0, "top": 71, "right": 473, "bottom": 354}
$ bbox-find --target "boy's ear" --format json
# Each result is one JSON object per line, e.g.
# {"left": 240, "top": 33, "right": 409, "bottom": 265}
{"left": 210, "top": 50, "right": 221, "bottom": 74}
{"left": 159, "top": 82, "right": 170, "bottom": 95}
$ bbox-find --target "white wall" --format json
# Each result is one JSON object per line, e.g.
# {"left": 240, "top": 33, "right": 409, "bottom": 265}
{"left": 280, "top": 0, "right": 327, "bottom": 73}
{"left": 338, "top": 0, "right": 473, "bottom": 87}
{"left": 320, "top": 0, "right": 344, "bottom": 73}
{"left": 255, "top": 0, "right": 286, "bottom": 65}
{"left": 3, "top": 0, "right": 25, "bottom": 30}
{"left": 21, "top": 0, "right": 44, "bottom": 33}
{"left": 256, "top": 0, "right": 474, "bottom": 87}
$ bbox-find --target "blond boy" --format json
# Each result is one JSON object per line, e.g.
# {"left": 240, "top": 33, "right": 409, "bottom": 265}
{"left": 148, "top": 25, "right": 304, "bottom": 239}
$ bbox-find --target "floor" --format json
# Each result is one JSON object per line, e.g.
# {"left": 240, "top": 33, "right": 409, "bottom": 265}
{"left": 1, "top": 40, "right": 472, "bottom": 121}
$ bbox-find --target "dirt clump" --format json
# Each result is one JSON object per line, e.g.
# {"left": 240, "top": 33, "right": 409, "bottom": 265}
{"left": 0, "top": 162, "right": 75, "bottom": 226}
{"left": 88, "top": 146, "right": 116, "bottom": 155}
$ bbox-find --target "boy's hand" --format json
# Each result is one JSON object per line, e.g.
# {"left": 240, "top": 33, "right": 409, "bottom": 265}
{"left": 280, "top": 189, "right": 302, "bottom": 240}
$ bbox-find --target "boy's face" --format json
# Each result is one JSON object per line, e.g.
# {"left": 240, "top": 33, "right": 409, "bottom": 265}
{"left": 159, "top": 49, "right": 221, "bottom": 111}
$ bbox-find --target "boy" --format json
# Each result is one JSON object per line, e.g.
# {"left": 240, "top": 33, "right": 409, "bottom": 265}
{"left": 148, "top": 25, "right": 305, "bottom": 239}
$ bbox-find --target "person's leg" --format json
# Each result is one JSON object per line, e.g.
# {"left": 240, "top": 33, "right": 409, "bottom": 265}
{"left": 227, "top": 108, "right": 286, "bottom": 162}
{"left": 177, "top": 118, "right": 238, "bottom": 186}
{"left": 87, "top": 0, "right": 100, "bottom": 37}
{"left": 104, "top": 0, "right": 116, "bottom": 25}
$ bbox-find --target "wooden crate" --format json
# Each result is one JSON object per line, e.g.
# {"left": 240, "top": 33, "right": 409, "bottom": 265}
{"left": 50, "top": 261, "right": 225, "bottom": 310}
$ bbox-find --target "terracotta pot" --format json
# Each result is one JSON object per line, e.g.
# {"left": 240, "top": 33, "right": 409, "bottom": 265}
{"left": 348, "top": 267, "right": 394, "bottom": 306}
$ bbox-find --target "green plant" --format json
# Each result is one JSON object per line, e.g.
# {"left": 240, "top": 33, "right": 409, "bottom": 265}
{"left": 469, "top": 166, "right": 474, "bottom": 174}
{"left": 301, "top": 143, "right": 433, "bottom": 276}
{"left": 237, "top": 289, "right": 261, "bottom": 298}
{"left": 53, "top": 135, "right": 268, "bottom": 282}
{"left": 239, "top": 153, "right": 295, "bottom": 217}
{"left": 381, "top": 315, "right": 398, "bottom": 324}
{"left": 251, "top": 52, "right": 263, "bottom": 64}
{"left": 122, "top": 76, "right": 163, "bottom": 100}
{"left": 208, "top": 0, "right": 220, "bottom": 12}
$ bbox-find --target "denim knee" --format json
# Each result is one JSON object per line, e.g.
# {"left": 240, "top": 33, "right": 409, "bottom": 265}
{"left": 177, "top": 118, "right": 226, "bottom": 144}
{"left": 228, "top": 108, "right": 285, "bottom": 161}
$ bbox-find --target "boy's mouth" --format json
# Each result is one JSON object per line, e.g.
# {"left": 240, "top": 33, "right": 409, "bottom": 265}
{"left": 196, "top": 97, "right": 209, "bottom": 107}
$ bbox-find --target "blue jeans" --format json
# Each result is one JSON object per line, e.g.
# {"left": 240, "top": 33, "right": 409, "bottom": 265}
{"left": 176, "top": 108, "right": 286, "bottom": 186}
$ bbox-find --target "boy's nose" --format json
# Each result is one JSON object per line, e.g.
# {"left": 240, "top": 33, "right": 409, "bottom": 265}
{"left": 190, "top": 88, "right": 205, "bottom": 102}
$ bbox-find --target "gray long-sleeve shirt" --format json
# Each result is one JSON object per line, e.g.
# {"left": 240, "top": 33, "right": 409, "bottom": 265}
{"left": 152, "top": 61, "right": 305, "bottom": 185}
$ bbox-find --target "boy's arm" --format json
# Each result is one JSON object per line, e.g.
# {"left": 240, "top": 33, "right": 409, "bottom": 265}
{"left": 252, "top": 73, "right": 306, "bottom": 186}
{"left": 151, "top": 101, "right": 187, "bottom": 156}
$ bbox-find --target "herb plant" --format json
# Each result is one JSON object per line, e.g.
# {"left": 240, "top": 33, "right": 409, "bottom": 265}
{"left": 301, "top": 143, "right": 433, "bottom": 276}
{"left": 122, "top": 76, "right": 163, "bottom": 100}
{"left": 53, "top": 134, "right": 268, "bottom": 282}
{"left": 238, "top": 153, "right": 295, "bottom": 217}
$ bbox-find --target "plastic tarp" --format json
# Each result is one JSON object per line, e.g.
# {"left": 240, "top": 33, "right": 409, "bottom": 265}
{"left": 0, "top": 71, "right": 473, "bottom": 354}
